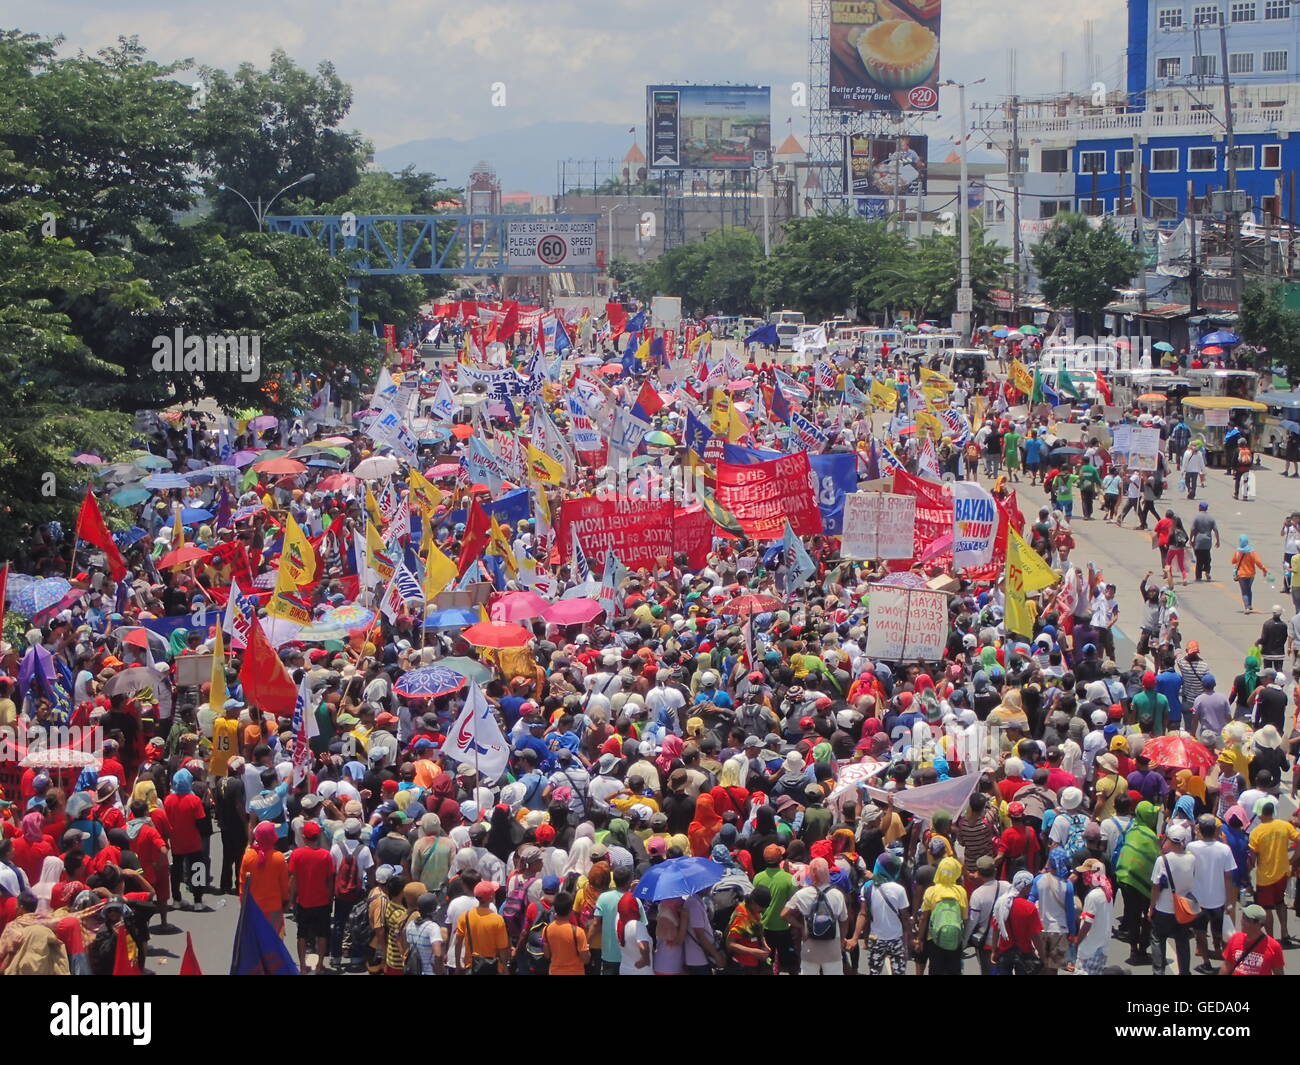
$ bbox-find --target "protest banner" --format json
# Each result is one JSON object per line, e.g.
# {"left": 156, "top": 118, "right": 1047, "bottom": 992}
{"left": 673, "top": 504, "right": 718, "bottom": 569}
{"left": 714, "top": 451, "right": 823, "bottom": 540}
{"left": 864, "top": 584, "right": 948, "bottom": 661}
{"left": 1126, "top": 425, "right": 1162, "bottom": 471}
{"left": 952, "top": 481, "right": 998, "bottom": 570}
{"left": 840, "top": 492, "right": 916, "bottom": 560}
{"left": 555, "top": 496, "right": 674, "bottom": 571}
{"left": 889, "top": 469, "right": 952, "bottom": 569}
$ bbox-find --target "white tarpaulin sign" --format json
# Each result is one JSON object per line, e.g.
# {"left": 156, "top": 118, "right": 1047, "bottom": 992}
{"left": 864, "top": 585, "right": 948, "bottom": 661}
{"left": 840, "top": 492, "right": 916, "bottom": 560}
{"left": 1127, "top": 425, "right": 1162, "bottom": 471}
{"left": 864, "top": 772, "right": 981, "bottom": 824}
{"left": 1205, "top": 408, "right": 1230, "bottom": 427}
{"left": 951, "top": 481, "right": 998, "bottom": 570}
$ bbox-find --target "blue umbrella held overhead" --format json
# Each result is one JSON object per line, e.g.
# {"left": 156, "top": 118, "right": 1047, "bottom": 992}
{"left": 632, "top": 857, "right": 725, "bottom": 902}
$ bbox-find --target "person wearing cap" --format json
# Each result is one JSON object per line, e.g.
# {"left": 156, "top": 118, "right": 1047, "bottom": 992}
{"left": 1220, "top": 903, "right": 1286, "bottom": 974}
{"left": 1248, "top": 800, "right": 1300, "bottom": 947}
{"left": 846, "top": 851, "right": 912, "bottom": 976}
{"left": 961, "top": 854, "right": 1011, "bottom": 975}
{"left": 406, "top": 892, "right": 447, "bottom": 975}
{"left": 456, "top": 878, "right": 510, "bottom": 974}
{"left": 1072, "top": 857, "right": 1115, "bottom": 976}
{"left": 288, "top": 819, "right": 334, "bottom": 972}
{"left": 752, "top": 842, "right": 798, "bottom": 974}
{"left": 1129, "top": 670, "right": 1169, "bottom": 736}
{"left": 330, "top": 817, "right": 375, "bottom": 970}
{"left": 1149, "top": 820, "right": 1198, "bottom": 975}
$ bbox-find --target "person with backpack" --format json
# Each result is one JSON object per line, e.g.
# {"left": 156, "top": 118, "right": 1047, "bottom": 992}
{"left": 405, "top": 892, "right": 446, "bottom": 974}
{"left": 845, "top": 851, "right": 910, "bottom": 975}
{"left": 781, "top": 855, "right": 848, "bottom": 975}
{"left": 513, "top": 873, "right": 559, "bottom": 974}
{"left": 990, "top": 870, "right": 1043, "bottom": 974}
{"left": 541, "top": 889, "right": 590, "bottom": 975}
{"left": 329, "top": 816, "right": 374, "bottom": 971}
{"left": 1028, "top": 846, "right": 1077, "bottom": 975}
{"left": 915, "top": 855, "right": 968, "bottom": 975}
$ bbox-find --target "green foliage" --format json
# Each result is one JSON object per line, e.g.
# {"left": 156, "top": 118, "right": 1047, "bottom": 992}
{"left": 866, "top": 223, "right": 1006, "bottom": 321}
{"left": 638, "top": 229, "right": 763, "bottom": 315}
{"left": 1030, "top": 212, "right": 1142, "bottom": 319}
{"left": 1240, "top": 283, "right": 1300, "bottom": 382}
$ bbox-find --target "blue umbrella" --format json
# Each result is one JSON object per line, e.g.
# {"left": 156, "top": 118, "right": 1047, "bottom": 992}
{"left": 112, "top": 526, "right": 149, "bottom": 548}
{"left": 110, "top": 487, "right": 150, "bottom": 506}
{"left": 133, "top": 453, "right": 172, "bottom": 471}
{"left": 11, "top": 578, "right": 72, "bottom": 618}
{"left": 632, "top": 857, "right": 725, "bottom": 903}
{"left": 394, "top": 666, "right": 468, "bottom": 699}
{"left": 992, "top": 328, "right": 1009, "bottom": 338}
{"left": 424, "top": 607, "right": 480, "bottom": 629}
{"left": 1199, "top": 330, "right": 1240, "bottom": 347}
{"left": 1280, "top": 420, "right": 1300, "bottom": 434}
{"left": 180, "top": 507, "right": 214, "bottom": 525}
{"left": 143, "top": 472, "right": 190, "bottom": 490}
{"left": 307, "top": 457, "right": 343, "bottom": 469}
{"left": 1153, "top": 341, "right": 1174, "bottom": 352}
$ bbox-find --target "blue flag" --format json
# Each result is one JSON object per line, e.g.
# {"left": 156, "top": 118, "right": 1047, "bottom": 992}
{"left": 782, "top": 520, "right": 817, "bottom": 592}
{"left": 770, "top": 382, "right": 792, "bottom": 423}
{"left": 624, "top": 310, "right": 646, "bottom": 333}
{"left": 649, "top": 334, "right": 664, "bottom": 362}
{"left": 744, "top": 323, "right": 779, "bottom": 347}
{"left": 554, "top": 317, "right": 572, "bottom": 353}
{"left": 231, "top": 894, "right": 299, "bottom": 975}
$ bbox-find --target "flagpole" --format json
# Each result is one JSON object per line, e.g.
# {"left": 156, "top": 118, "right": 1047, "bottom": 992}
{"left": 69, "top": 490, "right": 87, "bottom": 579}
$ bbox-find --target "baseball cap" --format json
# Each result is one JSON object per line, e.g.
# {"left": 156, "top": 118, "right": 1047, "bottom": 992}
{"left": 541, "top": 875, "right": 561, "bottom": 893}
{"left": 1243, "top": 904, "right": 1267, "bottom": 922}
{"left": 975, "top": 855, "right": 997, "bottom": 875}
{"left": 762, "top": 843, "right": 785, "bottom": 863}
{"left": 473, "top": 881, "right": 499, "bottom": 901}
{"left": 301, "top": 821, "right": 322, "bottom": 841}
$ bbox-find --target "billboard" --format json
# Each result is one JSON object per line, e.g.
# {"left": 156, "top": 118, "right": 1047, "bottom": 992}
{"left": 505, "top": 217, "right": 597, "bottom": 270}
{"left": 829, "top": 0, "right": 942, "bottom": 112}
{"left": 846, "top": 134, "right": 928, "bottom": 198}
{"left": 647, "top": 85, "right": 772, "bottom": 169}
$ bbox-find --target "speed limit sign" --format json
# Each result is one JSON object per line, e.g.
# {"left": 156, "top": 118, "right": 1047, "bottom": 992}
{"left": 536, "top": 234, "right": 567, "bottom": 265}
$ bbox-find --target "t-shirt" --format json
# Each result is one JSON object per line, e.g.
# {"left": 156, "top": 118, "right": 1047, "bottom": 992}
{"left": 162, "top": 792, "right": 206, "bottom": 855}
{"left": 1191, "top": 514, "right": 1218, "bottom": 550}
{"left": 1249, "top": 819, "right": 1300, "bottom": 886}
{"left": 210, "top": 718, "right": 240, "bottom": 777}
{"left": 788, "top": 884, "right": 847, "bottom": 964}
{"left": 1078, "top": 885, "right": 1114, "bottom": 956}
{"left": 543, "top": 920, "right": 588, "bottom": 974}
{"left": 288, "top": 846, "right": 335, "bottom": 908}
{"left": 752, "top": 867, "right": 797, "bottom": 931}
{"left": 618, "top": 918, "right": 653, "bottom": 975}
{"left": 456, "top": 908, "right": 508, "bottom": 962}
{"left": 1187, "top": 839, "right": 1236, "bottom": 909}
{"left": 997, "top": 895, "right": 1042, "bottom": 953}
{"left": 1151, "top": 851, "right": 1198, "bottom": 914}
{"left": 681, "top": 894, "right": 713, "bottom": 966}
{"left": 861, "top": 880, "right": 910, "bottom": 941}
{"left": 1222, "top": 931, "right": 1285, "bottom": 974}
{"left": 406, "top": 917, "right": 444, "bottom": 974}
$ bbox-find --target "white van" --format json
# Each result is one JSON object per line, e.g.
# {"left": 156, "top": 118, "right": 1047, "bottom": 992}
{"left": 1038, "top": 343, "right": 1130, "bottom": 374}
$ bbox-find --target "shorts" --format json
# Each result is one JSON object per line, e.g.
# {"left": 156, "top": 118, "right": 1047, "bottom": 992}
{"left": 294, "top": 904, "right": 332, "bottom": 940}
{"left": 1256, "top": 878, "right": 1288, "bottom": 908}
{"left": 1041, "top": 931, "right": 1070, "bottom": 969}
{"left": 1192, "top": 905, "right": 1223, "bottom": 933}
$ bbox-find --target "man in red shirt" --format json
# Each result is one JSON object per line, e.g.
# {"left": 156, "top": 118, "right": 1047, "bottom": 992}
{"left": 1221, "top": 904, "right": 1286, "bottom": 974}
{"left": 991, "top": 870, "right": 1044, "bottom": 974}
{"left": 1043, "top": 748, "right": 1079, "bottom": 795}
{"left": 1153, "top": 508, "right": 1176, "bottom": 577}
{"left": 162, "top": 769, "right": 206, "bottom": 911}
{"left": 288, "top": 821, "right": 335, "bottom": 972}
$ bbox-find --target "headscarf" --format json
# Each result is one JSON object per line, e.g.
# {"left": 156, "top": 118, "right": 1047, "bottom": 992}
{"left": 1172, "top": 794, "right": 1197, "bottom": 822}
{"left": 617, "top": 891, "right": 641, "bottom": 945}
{"left": 561, "top": 836, "right": 594, "bottom": 879}
{"left": 167, "top": 627, "right": 190, "bottom": 659}
{"left": 579, "top": 861, "right": 610, "bottom": 914}
{"left": 812, "top": 742, "right": 834, "bottom": 767}
{"left": 1081, "top": 861, "right": 1113, "bottom": 903}
{"left": 21, "top": 812, "right": 45, "bottom": 843}
{"left": 926, "top": 856, "right": 967, "bottom": 910}
{"left": 606, "top": 819, "right": 631, "bottom": 848}
{"left": 932, "top": 757, "right": 951, "bottom": 781}
{"left": 832, "top": 827, "right": 857, "bottom": 861}
{"left": 131, "top": 779, "right": 161, "bottom": 812}
{"left": 1046, "top": 845, "right": 1072, "bottom": 880}
{"left": 687, "top": 793, "right": 723, "bottom": 857}
{"left": 32, "top": 855, "right": 65, "bottom": 914}
{"left": 1238, "top": 534, "right": 1251, "bottom": 551}
{"left": 656, "top": 735, "right": 684, "bottom": 776}
{"left": 252, "top": 820, "right": 278, "bottom": 866}
{"left": 1242, "top": 656, "right": 1260, "bottom": 698}
{"left": 170, "top": 768, "right": 193, "bottom": 796}
{"left": 1115, "top": 800, "right": 1160, "bottom": 897}
{"left": 1174, "top": 769, "right": 1207, "bottom": 803}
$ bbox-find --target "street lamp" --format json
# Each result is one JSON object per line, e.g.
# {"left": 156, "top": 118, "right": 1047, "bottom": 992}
{"left": 940, "top": 78, "right": 985, "bottom": 337}
{"left": 217, "top": 172, "right": 317, "bottom": 231}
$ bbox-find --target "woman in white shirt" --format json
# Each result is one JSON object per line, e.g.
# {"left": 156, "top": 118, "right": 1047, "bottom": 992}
{"left": 616, "top": 893, "right": 652, "bottom": 974}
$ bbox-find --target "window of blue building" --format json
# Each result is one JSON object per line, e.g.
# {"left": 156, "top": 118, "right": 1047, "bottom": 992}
{"left": 1264, "top": 0, "right": 1290, "bottom": 18}
{"left": 1230, "top": 0, "right": 1257, "bottom": 20}
{"left": 1158, "top": 6, "right": 1184, "bottom": 26}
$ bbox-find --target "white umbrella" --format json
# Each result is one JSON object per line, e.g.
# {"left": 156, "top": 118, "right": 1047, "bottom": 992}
{"left": 354, "top": 455, "right": 401, "bottom": 479}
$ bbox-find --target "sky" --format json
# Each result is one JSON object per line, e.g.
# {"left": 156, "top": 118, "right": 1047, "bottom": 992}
{"left": 2, "top": 0, "right": 1128, "bottom": 156}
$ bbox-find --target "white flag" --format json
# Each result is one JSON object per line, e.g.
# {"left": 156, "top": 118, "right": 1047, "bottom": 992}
{"left": 430, "top": 379, "right": 457, "bottom": 421}
{"left": 443, "top": 683, "right": 510, "bottom": 782}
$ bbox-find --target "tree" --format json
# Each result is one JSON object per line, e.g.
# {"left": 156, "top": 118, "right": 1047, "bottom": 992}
{"left": 755, "top": 216, "right": 908, "bottom": 320}
{"left": 1240, "top": 282, "right": 1300, "bottom": 382}
{"left": 865, "top": 223, "right": 1007, "bottom": 322}
{"left": 635, "top": 229, "right": 762, "bottom": 315}
{"left": 1031, "top": 212, "right": 1142, "bottom": 325}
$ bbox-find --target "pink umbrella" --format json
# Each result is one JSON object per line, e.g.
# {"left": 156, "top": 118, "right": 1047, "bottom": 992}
{"left": 542, "top": 598, "right": 605, "bottom": 625}
{"left": 316, "top": 473, "right": 360, "bottom": 491}
{"left": 248, "top": 415, "right": 278, "bottom": 431}
{"left": 726, "top": 378, "right": 754, "bottom": 391}
{"left": 231, "top": 450, "right": 261, "bottom": 467}
{"left": 71, "top": 453, "right": 103, "bottom": 465}
{"left": 426, "top": 463, "right": 460, "bottom": 478}
{"left": 491, "top": 590, "right": 550, "bottom": 623}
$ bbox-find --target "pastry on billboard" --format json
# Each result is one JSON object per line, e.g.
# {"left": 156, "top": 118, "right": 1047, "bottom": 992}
{"left": 892, "top": 0, "right": 942, "bottom": 20}
{"left": 855, "top": 18, "right": 939, "bottom": 90}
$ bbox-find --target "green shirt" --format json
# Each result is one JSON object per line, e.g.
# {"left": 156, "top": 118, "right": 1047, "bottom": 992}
{"left": 1079, "top": 463, "right": 1101, "bottom": 487}
{"left": 1130, "top": 690, "right": 1169, "bottom": 734}
{"left": 752, "top": 867, "right": 798, "bottom": 931}
{"left": 1053, "top": 473, "right": 1077, "bottom": 501}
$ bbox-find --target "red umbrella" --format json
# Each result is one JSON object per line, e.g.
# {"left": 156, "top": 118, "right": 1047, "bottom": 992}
{"left": 597, "top": 364, "right": 622, "bottom": 376}
{"left": 462, "top": 620, "right": 533, "bottom": 648}
{"left": 1141, "top": 734, "right": 1216, "bottom": 772}
{"left": 253, "top": 457, "right": 307, "bottom": 475}
{"left": 1200, "top": 345, "right": 1224, "bottom": 356}
{"left": 316, "top": 473, "right": 359, "bottom": 491}
{"left": 720, "top": 593, "right": 783, "bottom": 616}
{"left": 159, "top": 544, "right": 210, "bottom": 568}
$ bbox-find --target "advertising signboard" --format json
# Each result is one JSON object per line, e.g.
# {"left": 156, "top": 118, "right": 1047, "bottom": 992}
{"left": 646, "top": 85, "right": 772, "bottom": 169}
{"left": 846, "top": 134, "right": 928, "bottom": 197}
{"left": 829, "top": 0, "right": 942, "bottom": 112}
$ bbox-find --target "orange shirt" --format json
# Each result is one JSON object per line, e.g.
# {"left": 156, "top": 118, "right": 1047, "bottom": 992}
{"left": 1233, "top": 551, "right": 1267, "bottom": 579}
{"left": 456, "top": 908, "right": 508, "bottom": 962}
{"left": 239, "top": 848, "right": 289, "bottom": 916}
{"left": 543, "top": 920, "right": 589, "bottom": 975}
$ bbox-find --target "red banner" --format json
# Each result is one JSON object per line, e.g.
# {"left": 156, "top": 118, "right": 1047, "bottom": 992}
{"left": 715, "top": 452, "right": 823, "bottom": 540}
{"left": 663, "top": 328, "right": 675, "bottom": 361}
{"left": 383, "top": 323, "right": 396, "bottom": 354}
{"left": 890, "top": 470, "right": 1012, "bottom": 580}
{"left": 673, "top": 505, "right": 715, "bottom": 569}
{"left": 556, "top": 496, "right": 674, "bottom": 572}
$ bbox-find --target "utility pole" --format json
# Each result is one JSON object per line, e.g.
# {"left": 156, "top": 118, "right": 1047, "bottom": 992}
{"left": 1010, "top": 94, "right": 1022, "bottom": 317}
{"left": 1134, "top": 136, "right": 1148, "bottom": 317}
{"left": 1188, "top": 178, "right": 1200, "bottom": 316}
{"left": 944, "top": 77, "right": 984, "bottom": 338}
{"left": 1219, "top": 24, "right": 1243, "bottom": 307}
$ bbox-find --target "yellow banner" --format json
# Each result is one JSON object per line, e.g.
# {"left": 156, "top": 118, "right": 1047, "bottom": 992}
{"left": 526, "top": 443, "right": 565, "bottom": 485}
{"left": 870, "top": 379, "right": 897, "bottom": 411}
{"left": 422, "top": 538, "right": 458, "bottom": 600}
{"left": 1005, "top": 526, "right": 1061, "bottom": 636}
{"left": 915, "top": 409, "right": 944, "bottom": 439}
{"left": 280, "top": 513, "right": 318, "bottom": 586}
{"left": 366, "top": 520, "right": 395, "bottom": 581}
{"left": 1009, "top": 359, "right": 1034, "bottom": 396}
{"left": 919, "top": 367, "right": 954, "bottom": 390}
{"left": 407, "top": 469, "right": 443, "bottom": 516}
{"left": 267, "top": 564, "right": 312, "bottom": 625}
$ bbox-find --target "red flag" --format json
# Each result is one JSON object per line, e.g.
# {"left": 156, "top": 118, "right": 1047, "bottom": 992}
{"left": 238, "top": 613, "right": 297, "bottom": 713}
{"left": 456, "top": 500, "right": 492, "bottom": 577}
{"left": 180, "top": 931, "right": 203, "bottom": 975}
{"left": 633, "top": 380, "right": 665, "bottom": 419}
{"left": 537, "top": 316, "right": 547, "bottom": 354}
{"left": 76, "top": 487, "right": 127, "bottom": 582}
{"left": 1094, "top": 370, "right": 1113, "bottom": 405}
{"left": 497, "top": 300, "right": 519, "bottom": 341}
{"left": 112, "top": 924, "right": 140, "bottom": 974}
{"left": 484, "top": 314, "right": 499, "bottom": 345}
{"left": 605, "top": 302, "right": 628, "bottom": 339}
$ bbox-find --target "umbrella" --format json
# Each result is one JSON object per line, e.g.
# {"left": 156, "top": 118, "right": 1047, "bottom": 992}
{"left": 425, "top": 607, "right": 481, "bottom": 629}
{"left": 354, "top": 455, "right": 401, "bottom": 479}
{"left": 1153, "top": 341, "right": 1174, "bottom": 352}
{"left": 142, "top": 473, "right": 190, "bottom": 490}
{"left": 577, "top": 355, "right": 602, "bottom": 366}
{"left": 394, "top": 666, "right": 468, "bottom": 699}
{"left": 1199, "top": 330, "right": 1240, "bottom": 347}
{"left": 542, "top": 598, "right": 605, "bottom": 625}
{"left": 726, "top": 378, "right": 753, "bottom": 391}
{"left": 720, "top": 593, "right": 784, "bottom": 616}
{"left": 1048, "top": 446, "right": 1085, "bottom": 457}
{"left": 462, "top": 620, "right": 532, "bottom": 648}
{"left": 248, "top": 414, "right": 279, "bottom": 431}
{"left": 231, "top": 450, "right": 261, "bottom": 468}
{"left": 10, "top": 578, "right": 72, "bottom": 617}
{"left": 204, "top": 465, "right": 242, "bottom": 479}
{"left": 597, "top": 364, "right": 623, "bottom": 376}
{"left": 110, "top": 487, "right": 151, "bottom": 506}
{"left": 493, "top": 591, "right": 550, "bottom": 623}
{"left": 320, "top": 605, "right": 377, "bottom": 630}
{"left": 1200, "top": 345, "right": 1224, "bottom": 356}
{"left": 426, "top": 464, "right": 459, "bottom": 478}
{"left": 1141, "top": 733, "right": 1216, "bottom": 772}
{"left": 451, "top": 424, "right": 474, "bottom": 440}
{"left": 319, "top": 436, "right": 354, "bottom": 446}
{"left": 115, "top": 627, "right": 170, "bottom": 654}
{"left": 316, "top": 473, "right": 360, "bottom": 491}
{"left": 113, "top": 526, "right": 150, "bottom": 548}
{"left": 179, "top": 507, "right": 214, "bottom": 525}
{"left": 632, "top": 857, "right": 725, "bottom": 903}
{"left": 306, "top": 458, "right": 344, "bottom": 469}
{"left": 295, "top": 620, "right": 349, "bottom": 642}
{"left": 71, "top": 453, "right": 103, "bottom": 465}
{"left": 644, "top": 430, "right": 676, "bottom": 447}
{"left": 133, "top": 454, "right": 172, "bottom": 471}
{"left": 233, "top": 503, "right": 266, "bottom": 521}
{"left": 159, "top": 544, "right": 210, "bottom": 568}
{"left": 1005, "top": 330, "right": 1024, "bottom": 340}
{"left": 253, "top": 457, "right": 307, "bottom": 475}
{"left": 991, "top": 328, "right": 1009, "bottom": 338}
{"left": 1137, "top": 392, "right": 1167, "bottom": 403}
{"left": 435, "top": 656, "right": 493, "bottom": 684}
{"left": 1018, "top": 325, "right": 1042, "bottom": 335}
{"left": 18, "top": 748, "right": 100, "bottom": 770}
{"left": 1279, "top": 420, "right": 1300, "bottom": 434}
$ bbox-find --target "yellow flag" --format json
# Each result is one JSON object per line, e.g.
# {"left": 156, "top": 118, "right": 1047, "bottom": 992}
{"left": 267, "top": 561, "right": 312, "bottom": 625}
{"left": 209, "top": 623, "right": 228, "bottom": 711}
{"left": 726, "top": 406, "right": 749, "bottom": 443}
{"left": 533, "top": 480, "right": 552, "bottom": 527}
{"left": 488, "top": 517, "right": 518, "bottom": 578}
{"left": 365, "top": 485, "right": 383, "bottom": 526}
{"left": 922, "top": 385, "right": 950, "bottom": 409}
{"left": 1009, "top": 359, "right": 1034, "bottom": 396}
{"left": 688, "top": 330, "right": 713, "bottom": 354}
{"left": 916, "top": 409, "right": 944, "bottom": 439}
{"left": 172, "top": 506, "right": 185, "bottom": 551}
{"left": 526, "top": 443, "right": 565, "bottom": 485}
{"left": 366, "top": 520, "right": 395, "bottom": 580}
{"left": 422, "top": 536, "right": 458, "bottom": 600}
{"left": 919, "top": 367, "right": 954, "bottom": 390}
{"left": 281, "top": 513, "right": 317, "bottom": 586}
{"left": 635, "top": 336, "right": 651, "bottom": 362}
{"left": 1005, "top": 527, "right": 1061, "bottom": 637}
{"left": 870, "top": 378, "right": 898, "bottom": 411}
{"left": 710, "top": 391, "right": 733, "bottom": 435}
{"left": 407, "top": 468, "right": 443, "bottom": 516}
